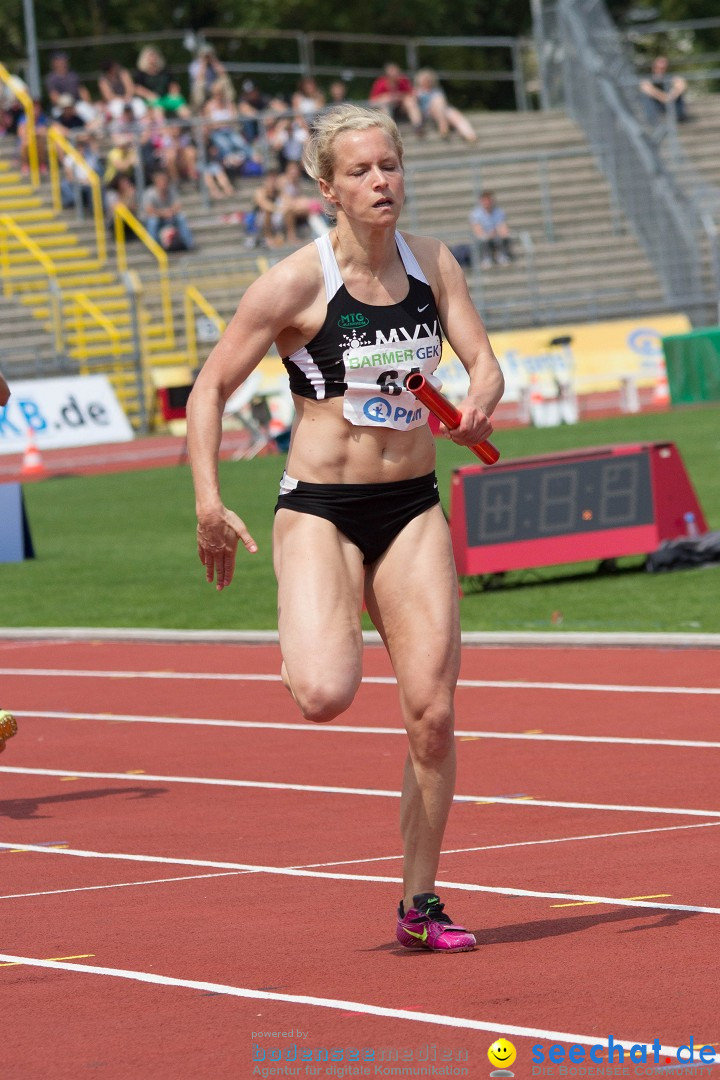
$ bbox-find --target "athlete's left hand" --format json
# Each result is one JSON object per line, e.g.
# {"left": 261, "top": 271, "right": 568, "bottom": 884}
{"left": 444, "top": 395, "right": 494, "bottom": 447}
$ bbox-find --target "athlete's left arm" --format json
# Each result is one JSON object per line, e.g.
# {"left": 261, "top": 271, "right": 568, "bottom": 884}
{"left": 0, "top": 372, "right": 10, "bottom": 407}
{"left": 427, "top": 239, "right": 504, "bottom": 446}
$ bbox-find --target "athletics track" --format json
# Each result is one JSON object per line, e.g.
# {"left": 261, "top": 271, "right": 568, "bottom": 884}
{"left": 1, "top": 631, "right": 719, "bottom": 1079}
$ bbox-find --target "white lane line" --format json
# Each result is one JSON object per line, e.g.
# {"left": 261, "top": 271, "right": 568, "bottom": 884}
{"left": 2, "top": 765, "right": 720, "bottom": 819}
{"left": 0, "top": 842, "right": 718, "bottom": 914}
{"left": 0, "top": 953, "right": 692, "bottom": 1056}
{"left": 0, "top": 871, "right": 256, "bottom": 901}
{"left": 1, "top": 667, "right": 719, "bottom": 696}
{"left": 14, "top": 710, "right": 720, "bottom": 750}
{"left": 293, "top": 821, "right": 720, "bottom": 869}
{"left": 5, "top": 823, "right": 718, "bottom": 903}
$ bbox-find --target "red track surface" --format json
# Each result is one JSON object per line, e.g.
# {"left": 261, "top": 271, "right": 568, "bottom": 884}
{"left": 1, "top": 637, "right": 719, "bottom": 1079}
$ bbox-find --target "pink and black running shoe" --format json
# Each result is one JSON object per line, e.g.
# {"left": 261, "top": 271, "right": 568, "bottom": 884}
{"left": 396, "top": 892, "right": 476, "bottom": 953}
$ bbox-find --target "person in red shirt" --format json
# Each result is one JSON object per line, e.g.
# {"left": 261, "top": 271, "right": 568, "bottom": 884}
{"left": 369, "top": 63, "right": 423, "bottom": 132}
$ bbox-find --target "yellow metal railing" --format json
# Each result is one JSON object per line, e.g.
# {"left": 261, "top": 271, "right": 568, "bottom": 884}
{"left": 0, "top": 215, "right": 63, "bottom": 355}
{"left": 114, "top": 204, "right": 174, "bottom": 349}
{"left": 183, "top": 285, "right": 226, "bottom": 368}
{"left": 0, "top": 63, "right": 38, "bottom": 189}
{"left": 68, "top": 292, "right": 124, "bottom": 374}
{"left": 47, "top": 128, "right": 106, "bottom": 266}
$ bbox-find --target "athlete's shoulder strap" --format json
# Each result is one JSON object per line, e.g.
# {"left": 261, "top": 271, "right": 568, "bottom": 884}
{"left": 314, "top": 233, "right": 344, "bottom": 302}
{"left": 395, "top": 231, "right": 430, "bottom": 285}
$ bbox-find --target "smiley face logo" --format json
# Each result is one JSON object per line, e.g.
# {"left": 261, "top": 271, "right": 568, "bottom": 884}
{"left": 488, "top": 1038, "right": 517, "bottom": 1070}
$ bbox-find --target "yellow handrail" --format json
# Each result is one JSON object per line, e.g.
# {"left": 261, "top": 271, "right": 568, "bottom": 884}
{"left": 0, "top": 215, "right": 63, "bottom": 355}
{"left": 184, "top": 285, "right": 227, "bottom": 369}
{"left": 69, "top": 291, "right": 120, "bottom": 358}
{"left": 47, "top": 128, "right": 106, "bottom": 266}
{"left": 114, "top": 204, "right": 174, "bottom": 348}
{"left": 69, "top": 291, "right": 123, "bottom": 372}
{"left": 0, "top": 63, "right": 38, "bottom": 189}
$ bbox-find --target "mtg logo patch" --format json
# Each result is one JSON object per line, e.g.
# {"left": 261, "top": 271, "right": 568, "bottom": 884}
{"left": 338, "top": 312, "right": 369, "bottom": 329}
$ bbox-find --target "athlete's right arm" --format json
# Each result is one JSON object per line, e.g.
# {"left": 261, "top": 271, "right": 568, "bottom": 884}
{"left": 187, "top": 251, "right": 320, "bottom": 590}
{"left": 0, "top": 373, "right": 10, "bottom": 407}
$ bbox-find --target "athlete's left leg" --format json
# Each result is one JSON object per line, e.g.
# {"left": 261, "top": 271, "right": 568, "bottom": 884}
{"left": 363, "top": 504, "right": 461, "bottom": 914}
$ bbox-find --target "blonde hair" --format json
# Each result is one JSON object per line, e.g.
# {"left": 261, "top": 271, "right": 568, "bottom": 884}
{"left": 136, "top": 46, "right": 164, "bottom": 75}
{"left": 415, "top": 68, "right": 438, "bottom": 89}
{"left": 303, "top": 104, "right": 404, "bottom": 184}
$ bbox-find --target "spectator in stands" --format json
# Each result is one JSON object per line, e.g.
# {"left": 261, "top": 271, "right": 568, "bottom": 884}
{"left": 640, "top": 56, "right": 688, "bottom": 124}
{"left": 133, "top": 47, "right": 171, "bottom": 106}
{"left": 54, "top": 94, "right": 87, "bottom": 136}
{"left": 201, "top": 140, "right": 236, "bottom": 200}
{"left": 280, "top": 159, "right": 331, "bottom": 242}
{"left": 202, "top": 80, "right": 251, "bottom": 174}
{"left": 252, "top": 170, "right": 287, "bottom": 247}
{"left": 16, "top": 99, "right": 50, "bottom": 174}
{"left": 189, "top": 45, "right": 232, "bottom": 111}
{"left": 136, "top": 116, "right": 165, "bottom": 183}
{"left": 60, "top": 131, "right": 102, "bottom": 210}
{"left": 44, "top": 51, "right": 92, "bottom": 117}
{"left": 292, "top": 76, "right": 325, "bottom": 121}
{"left": 237, "top": 79, "right": 286, "bottom": 143}
{"left": 328, "top": 80, "right": 349, "bottom": 106}
{"left": 369, "top": 63, "right": 423, "bottom": 132}
{"left": 159, "top": 120, "right": 199, "bottom": 185}
{"left": 267, "top": 113, "right": 310, "bottom": 172}
{"left": 153, "top": 80, "right": 192, "bottom": 122}
{"left": 104, "top": 132, "right": 138, "bottom": 186}
{"left": 470, "top": 190, "right": 512, "bottom": 268}
{"left": 98, "top": 58, "right": 145, "bottom": 121}
{"left": 0, "top": 72, "right": 27, "bottom": 136}
{"left": 413, "top": 69, "right": 477, "bottom": 142}
{"left": 105, "top": 172, "right": 138, "bottom": 230}
{"left": 141, "top": 167, "right": 194, "bottom": 251}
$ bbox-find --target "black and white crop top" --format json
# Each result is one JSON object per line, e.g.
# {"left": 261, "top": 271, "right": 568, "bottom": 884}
{"left": 282, "top": 231, "right": 443, "bottom": 431}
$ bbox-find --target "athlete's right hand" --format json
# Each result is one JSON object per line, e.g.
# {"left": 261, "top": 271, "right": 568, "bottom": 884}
{"left": 196, "top": 508, "right": 258, "bottom": 591}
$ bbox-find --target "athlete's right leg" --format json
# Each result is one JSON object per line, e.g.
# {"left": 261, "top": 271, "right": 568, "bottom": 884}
{"left": 273, "top": 508, "right": 365, "bottom": 723}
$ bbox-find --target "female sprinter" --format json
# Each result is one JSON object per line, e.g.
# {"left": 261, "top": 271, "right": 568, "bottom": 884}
{"left": 187, "top": 104, "right": 504, "bottom": 952}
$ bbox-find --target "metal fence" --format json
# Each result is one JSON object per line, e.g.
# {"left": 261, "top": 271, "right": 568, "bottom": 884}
{"left": 535, "top": 0, "right": 719, "bottom": 323}
{"left": 21, "top": 28, "right": 529, "bottom": 111}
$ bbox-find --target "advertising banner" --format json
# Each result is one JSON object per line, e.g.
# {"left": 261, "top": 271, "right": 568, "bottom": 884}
{"left": 438, "top": 312, "right": 692, "bottom": 402}
{"left": 0, "top": 375, "right": 134, "bottom": 455}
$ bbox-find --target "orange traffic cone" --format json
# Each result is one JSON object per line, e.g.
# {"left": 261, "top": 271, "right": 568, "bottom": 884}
{"left": 652, "top": 370, "right": 670, "bottom": 406}
{"left": 20, "top": 429, "right": 47, "bottom": 479}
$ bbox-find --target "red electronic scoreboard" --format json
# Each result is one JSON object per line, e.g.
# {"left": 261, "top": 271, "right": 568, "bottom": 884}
{"left": 449, "top": 442, "right": 708, "bottom": 576}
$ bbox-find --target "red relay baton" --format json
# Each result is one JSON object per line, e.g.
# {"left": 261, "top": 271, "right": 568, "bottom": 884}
{"left": 404, "top": 372, "right": 500, "bottom": 465}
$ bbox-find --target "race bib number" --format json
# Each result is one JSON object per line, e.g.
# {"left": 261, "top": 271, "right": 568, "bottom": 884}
{"left": 341, "top": 330, "right": 442, "bottom": 430}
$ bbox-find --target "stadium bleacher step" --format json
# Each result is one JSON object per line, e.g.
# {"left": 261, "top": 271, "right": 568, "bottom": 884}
{"left": 6, "top": 209, "right": 57, "bottom": 223}
{"left": 0, "top": 184, "right": 35, "bottom": 199}
{"left": 3, "top": 230, "right": 78, "bottom": 247}
{"left": 67, "top": 341, "right": 136, "bottom": 359}
{"left": 0, "top": 196, "right": 45, "bottom": 211}
{"left": 145, "top": 348, "right": 195, "bottom": 367}
{"left": 3, "top": 247, "right": 93, "bottom": 265}
{"left": 17, "top": 222, "right": 73, "bottom": 236}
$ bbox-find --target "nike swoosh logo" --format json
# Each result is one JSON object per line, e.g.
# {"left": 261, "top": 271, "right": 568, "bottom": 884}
{"left": 417, "top": 304, "right": 429, "bottom": 312}
{"left": 403, "top": 926, "right": 428, "bottom": 941}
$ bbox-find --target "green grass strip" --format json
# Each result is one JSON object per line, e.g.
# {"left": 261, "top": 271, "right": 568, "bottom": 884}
{"left": 2, "top": 404, "right": 718, "bottom": 633}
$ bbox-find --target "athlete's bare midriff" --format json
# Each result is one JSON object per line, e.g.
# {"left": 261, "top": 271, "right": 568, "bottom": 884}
{"left": 284, "top": 395, "right": 437, "bottom": 484}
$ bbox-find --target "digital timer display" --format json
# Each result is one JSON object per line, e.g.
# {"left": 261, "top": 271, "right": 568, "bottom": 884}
{"left": 463, "top": 453, "right": 655, "bottom": 547}
{"left": 449, "top": 443, "right": 708, "bottom": 577}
